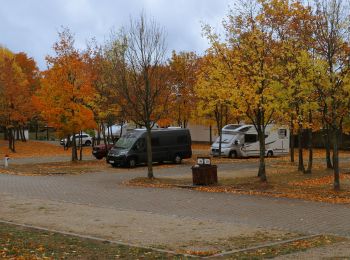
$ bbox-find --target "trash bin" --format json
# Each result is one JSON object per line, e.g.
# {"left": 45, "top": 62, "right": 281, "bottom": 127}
{"left": 191, "top": 157, "right": 217, "bottom": 185}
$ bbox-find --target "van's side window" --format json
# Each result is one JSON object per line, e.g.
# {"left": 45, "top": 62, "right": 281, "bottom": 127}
{"left": 151, "top": 137, "right": 160, "bottom": 146}
{"left": 135, "top": 138, "right": 145, "bottom": 151}
{"left": 245, "top": 134, "right": 258, "bottom": 143}
{"left": 278, "top": 129, "right": 287, "bottom": 138}
{"left": 177, "top": 135, "right": 188, "bottom": 144}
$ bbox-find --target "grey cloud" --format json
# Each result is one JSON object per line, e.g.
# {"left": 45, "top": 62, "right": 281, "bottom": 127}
{"left": 0, "top": 0, "right": 233, "bottom": 69}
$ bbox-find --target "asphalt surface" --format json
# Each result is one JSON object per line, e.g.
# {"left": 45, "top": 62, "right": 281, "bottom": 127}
{"left": 1, "top": 162, "right": 350, "bottom": 238}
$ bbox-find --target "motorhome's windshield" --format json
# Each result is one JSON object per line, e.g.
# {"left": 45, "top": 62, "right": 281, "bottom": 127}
{"left": 114, "top": 134, "right": 137, "bottom": 149}
{"left": 215, "top": 134, "right": 237, "bottom": 144}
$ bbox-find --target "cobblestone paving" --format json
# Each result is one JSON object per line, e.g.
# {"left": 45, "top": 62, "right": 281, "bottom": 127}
{"left": 1, "top": 164, "right": 350, "bottom": 238}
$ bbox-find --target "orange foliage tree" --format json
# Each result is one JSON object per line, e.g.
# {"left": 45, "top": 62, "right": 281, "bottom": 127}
{"left": 168, "top": 51, "right": 199, "bottom": 128}
{"left": 34, "top": 28, "right": 96, "bottom": 161}
{"left": 0, "top": 46, "right": 38, "bottom": 152}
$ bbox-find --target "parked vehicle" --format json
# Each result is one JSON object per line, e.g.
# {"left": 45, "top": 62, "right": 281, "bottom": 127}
{"left": 104, "top": 124, "right": 128, "bottom": 138}
{"left": 60, "top": 132, "right": 93, "bottom": 147}
{"left": 107, "top": 128, "right": 192, "bottom": 167}
{"left": 92, "top": 143, "right": 114, "bottom": 160}
{"left": 211, "top": 124, "right": 289, "bottom": 158}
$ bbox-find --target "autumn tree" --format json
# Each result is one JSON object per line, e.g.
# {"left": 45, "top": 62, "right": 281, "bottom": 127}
{"left": 313, "top": 0, "right": 350, "bottom": 190}
{"left": 168, "top": 51, "right": 199, "bottom": 128}
{"left": 0, "top": 46, "right": 37, "bottom": 151}
{"left": 84, "top": 42, "right": 123, "bottom": 148}
{"left": 34, "top": 28, "right": 96, "bottom": 161}
{"left": 203, "top": 0, "right": 283, "bottom": 181}
{"left": 14, "top": 52, "right": 41, "bottom": 141}
{"left": 260, "top": 0, "right": 316, "bottom": 171}
{"left": 108, "top": 14, "right": 170, "bottom": 178}
{"left": 195, "top": 52, "right": 240, "bottom": 157}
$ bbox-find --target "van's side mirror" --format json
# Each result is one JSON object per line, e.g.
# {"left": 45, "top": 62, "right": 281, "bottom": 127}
{"left": 234, "top": 140, "right": 238, "bottom": 145}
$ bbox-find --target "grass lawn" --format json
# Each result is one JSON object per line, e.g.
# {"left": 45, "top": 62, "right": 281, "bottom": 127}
{"left": 0, "top": 221, "right": 346, "bottom": 259}
{"left": 0, "top": 222, "right": 184, "bottom": 259}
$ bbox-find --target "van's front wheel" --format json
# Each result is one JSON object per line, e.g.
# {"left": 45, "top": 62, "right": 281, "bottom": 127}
{"left": 229, "top": 151, "right": 237, "bottom": 159}
{"left": 174, "top": 154, "right": 182, "bottom": 164}
{"left": 127, "top": 157, "right": 137, "bottom": 168}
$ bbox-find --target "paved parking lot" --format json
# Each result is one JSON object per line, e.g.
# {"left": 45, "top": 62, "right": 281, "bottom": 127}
{"left": 1, "top": 163, "right": 350, "bottom": 238}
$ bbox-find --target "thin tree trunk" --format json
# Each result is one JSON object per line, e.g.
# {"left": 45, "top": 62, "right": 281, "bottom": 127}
{"left": 146, "top": 126, "right": 154, "bottom": 179}
{"left": 79, "top": 130, "right": 83, "bottom": 161}
{"left": 218, "top": 104, "right": 223, "bottom": 158}
{"left": 209, "top": 125, "right": 212, "bottom": 145}
{"left": 35, "top": 121, "right": 38, "bottom": 140}
{"left": 102, "top": 124, "right": 109, "bottom": 163}
{"left": 46, "top": 126, "right": 49, "bottom": 140}
{"left": 8, "top": 128, "right": 15, "bottom": 152}
{"left": 4, "top": 126, "right": 8, "bottom": 140}
{"left": 258, "top": 127, "right": 267, "bottom": 182}
{"left": 290, "top": 117, "right": 295, "bottom": 163}
{"left": 21, "top": 126, "right": 26, "bottom": 142}
{"left": 333, "top": 127, "right": 340, "bottom": 190}
{"left": 305, "top": 111, "right": 313, "bottom": 174}
{"left": 297, "top": 123, "right": 305, "bottom": 172}
{"left": 97, "top": 122, "right": 101, "bottom": 145}
{"left": 325, "top": 126, "right": 333, "bottom": 169}
{"left": 71, "top": 133, "right": 78, "bottom": 161}
{"left": 119, "top": 121, "right": 124, "bottom": 140}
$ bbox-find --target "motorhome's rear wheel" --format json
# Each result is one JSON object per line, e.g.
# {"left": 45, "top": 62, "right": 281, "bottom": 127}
{"left": 229, "top": 151, "right": 237, "bottom": 159}
{"left": 174, "top": 154, "right": 182, "bottom": 164}
{"left": 267, "top": 151, "right": 273, "bottom": 157}
{"left": 128, "top": 158, "right": 136, "bottom": 168}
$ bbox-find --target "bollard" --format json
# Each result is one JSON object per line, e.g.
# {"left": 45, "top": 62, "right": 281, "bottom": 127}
{"left": 4, "top": 154, "right": 9, "bottom": 168}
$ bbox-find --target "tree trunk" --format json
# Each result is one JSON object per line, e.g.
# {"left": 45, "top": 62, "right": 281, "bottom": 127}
{"left": 71, "top": 133, "right": 78, "bottom": 161}
{"left": 97, "top": 123, "right": 102, "bottom": 145}
{"left": 297, "top": 123, "right": 305, "bottom": 172}
{"left": 46, "top": 126, "right": 49, "bottom": 140}
{"left": 119, "top": 121, "right": 124, "bottom": 140}
{"left": 305, "top": 111, "right": 313, "bottom": 174}
{"left": 4, "top": 126, "right": 8, "bottom": 140}
{"left": 257, "top": 127, "right": 267, "bottom": 182}
{"left": 218, "top": 104, "right": 223, "bottom": 158}
{"left": 209, "top": 125, "right": 212, "bottom": 145}
{"left": 21, "top": 126, "right": 26, "bottom": 142}
{"left": 79, "top": 131, "right": 83, "bottom": 161}
{"left": 333, "top": 128, "right": 340, "bottom": 190}
{"left": 35, "top": 121, "right": 38, "bottom": 140}
{"left": 146, "top": 126, "right": 154, "bottom": 179}
{"left": 8, "top": 128, "right": 16, "bottom": 152}
{"left": 102, "top": 124, "right": 109, "bottom": 163}
{"left": 324, "top": 126, "right": 333, "bottom": 169}
{"left": 290, "top": 117, "right": 295, "bottom": 163}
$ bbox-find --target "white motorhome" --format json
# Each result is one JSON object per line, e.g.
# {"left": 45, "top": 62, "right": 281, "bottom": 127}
{"left": 211, "top": 124, "right": 289, "bottom": 158}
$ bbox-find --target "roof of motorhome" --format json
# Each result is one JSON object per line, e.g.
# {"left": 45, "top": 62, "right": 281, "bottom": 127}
{"left": 230, "top": 125, "right": 254, "bottom": 132}
{"left": 132, "top": 128, "right": 190, "bottom": 132}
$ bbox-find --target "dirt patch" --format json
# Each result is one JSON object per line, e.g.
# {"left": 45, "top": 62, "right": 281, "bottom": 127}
{"left": 0, "top": 160, "right": 108, "bottom": 176}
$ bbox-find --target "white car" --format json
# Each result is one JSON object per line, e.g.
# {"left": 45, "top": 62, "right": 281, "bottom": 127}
{"left": 60, "top": 133, "right": 93, "bottom": 146}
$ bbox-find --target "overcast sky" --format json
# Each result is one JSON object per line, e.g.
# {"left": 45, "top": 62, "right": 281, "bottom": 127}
{"left": 0, "top": 0, "right": 235, "bottom": 70}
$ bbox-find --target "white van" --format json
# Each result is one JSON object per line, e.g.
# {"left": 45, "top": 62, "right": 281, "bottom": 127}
{"left": 211, "top": 124, "right": 289, "bottom": 158}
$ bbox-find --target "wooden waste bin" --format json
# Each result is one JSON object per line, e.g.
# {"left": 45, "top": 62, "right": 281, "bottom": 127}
{"left": 192, "top": 165, "right": 218, "bottom": 185}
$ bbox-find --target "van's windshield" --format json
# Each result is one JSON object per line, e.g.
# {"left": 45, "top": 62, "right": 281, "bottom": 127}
{"left": 114, "top": 134, "right": 137, "bottom": 149}
{"left": 215, "top": 134, "right": 237, "bottom": 144}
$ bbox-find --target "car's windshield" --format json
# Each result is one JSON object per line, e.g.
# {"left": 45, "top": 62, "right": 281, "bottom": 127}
{"left": 215, "top": 134, "right": 236, "bottom": 144}
{"left": 114, "top": 134, "right": 137, "bottom": 149}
